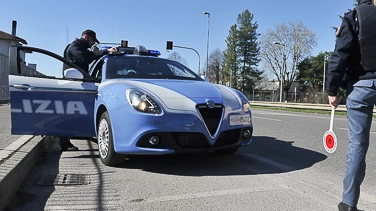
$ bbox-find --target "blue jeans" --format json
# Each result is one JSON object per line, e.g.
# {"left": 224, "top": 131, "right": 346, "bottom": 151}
{"left": 343, "top": 79, "right": 376, "bottom": 206}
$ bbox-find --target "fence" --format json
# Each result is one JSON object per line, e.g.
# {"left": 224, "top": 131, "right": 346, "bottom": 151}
{"left": 248, "top": 90, "right": 329, "bottom": 104}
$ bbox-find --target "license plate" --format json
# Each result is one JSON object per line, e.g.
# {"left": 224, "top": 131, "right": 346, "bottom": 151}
{"left": 230, "top": 114, "right": 250, "bottom": 126}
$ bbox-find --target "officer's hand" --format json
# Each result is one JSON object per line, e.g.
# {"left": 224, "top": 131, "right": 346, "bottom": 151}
{"left": 328, "top": 95, "right": 340, "bottom": 109}
{"left": 93, "top": 47, "right": 101, "bottom": 56}
{"left": 108, "top": 47, "right": 117, "bottom": 53}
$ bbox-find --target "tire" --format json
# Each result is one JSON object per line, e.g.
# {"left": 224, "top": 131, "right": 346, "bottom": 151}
{"left": 97, "top": 111, "right": 125, "bottom": 166}
{"left": 215, "top": 147, "right": 239, "bottom": 155}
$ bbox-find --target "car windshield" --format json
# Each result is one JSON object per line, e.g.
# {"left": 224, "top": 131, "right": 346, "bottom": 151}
{"left": 105, "top": 56, "right": 202, "bottom": 80}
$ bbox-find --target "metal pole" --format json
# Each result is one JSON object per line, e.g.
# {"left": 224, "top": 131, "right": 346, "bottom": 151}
{"left": 279, "top": 45, "right": 285, "bottom": 102}
{"left": 280, "top": 68, "right": 283, "bottom": 102}
{"left": 282, "top": 46, "right": 285, "bottom": 102}
{"left": 323, "top": 56, "right": 326, "bottom": 94}
{"left": 173, "top": 45, "right": 200, "bottom": 75}
{"left": 229, "top": 69, "right": 233, "bottom": 88}
{"left": 204, "top": 12, "right": 210, "bottom": 77}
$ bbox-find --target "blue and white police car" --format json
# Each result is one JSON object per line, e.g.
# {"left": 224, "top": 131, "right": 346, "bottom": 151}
{"left": 8, "top": 42, "right": 253, "bottom": 166}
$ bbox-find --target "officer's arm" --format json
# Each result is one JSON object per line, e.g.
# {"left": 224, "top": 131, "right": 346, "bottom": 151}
{"left": 326, "top": 12, "right": 357, "bottom": 96}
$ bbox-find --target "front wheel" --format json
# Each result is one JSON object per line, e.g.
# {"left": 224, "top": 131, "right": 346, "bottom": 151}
{"left": 98, "top": 112, "right": 125, "bottom": 166}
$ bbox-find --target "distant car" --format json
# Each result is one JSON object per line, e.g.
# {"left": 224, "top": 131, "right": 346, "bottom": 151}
{"left": 8, "top": 43, "right": 253, "bottom": 166}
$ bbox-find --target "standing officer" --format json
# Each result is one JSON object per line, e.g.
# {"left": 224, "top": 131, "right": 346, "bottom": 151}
{"left": 326, "top": 0, "right": 376, "bottom": 210}
{"left": 60, "top": 29, "right": 117, "bottom": 151}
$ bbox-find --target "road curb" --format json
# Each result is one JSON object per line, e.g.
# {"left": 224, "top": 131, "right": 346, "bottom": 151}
{"left": 0, "top": 135, "right": 51, "bottom": 210}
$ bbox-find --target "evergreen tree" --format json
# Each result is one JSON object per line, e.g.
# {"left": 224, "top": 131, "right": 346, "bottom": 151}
{"left": 296, "top": 52, "right": 332, "bottom": 93}
{"left": 222, "top": 24, "right": 238, "bottom": 88}
{"left": 296, "top": 52, "right": 334, "bottom": 103}
{"left": 236, "top": 9, "right": 262, "bottom": 95}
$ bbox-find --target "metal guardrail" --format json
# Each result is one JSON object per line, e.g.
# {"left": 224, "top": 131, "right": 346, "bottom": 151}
{"left": 250, "top": 101, "right": 376, "bottom": 113}
{"left": 249, "top": 101, "right": 352, "bottom": 112}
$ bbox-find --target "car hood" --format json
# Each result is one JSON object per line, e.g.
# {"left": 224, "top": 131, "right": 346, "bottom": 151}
{"left": 119, "top": 79, "right": 222, "bottom": 98}
{"left": 104, "top": 79, "right": 241, "bottom": 110}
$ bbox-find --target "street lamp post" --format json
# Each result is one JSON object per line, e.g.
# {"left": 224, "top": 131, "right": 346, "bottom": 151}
{"left": 204, "top": 11, "right": 210, "bottom": 77}
{"left": 323, "top": 55, "right": 327, "bottom": 94}
{"left": 229, "top": 70, "right": 232, "bottom": 88}
{"left": 273, "top": 42, "right": 285, "bottom": 102}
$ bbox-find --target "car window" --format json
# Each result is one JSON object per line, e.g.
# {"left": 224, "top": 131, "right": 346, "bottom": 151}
{"left": 167, "top": 63, "right": 196, "bottom": 78}
{"left": 105, "top": 56, "right": 201, "bottom": 80}
{"left": 90, "top": 59, "right": 104, "bottom": 82}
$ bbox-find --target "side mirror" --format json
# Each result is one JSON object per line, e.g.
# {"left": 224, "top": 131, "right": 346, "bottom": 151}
{"left": 64, "top": 68, "right": 84, "bottom": 80}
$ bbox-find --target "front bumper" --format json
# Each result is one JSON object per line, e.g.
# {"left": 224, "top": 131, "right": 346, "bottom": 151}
{"left": 134, "top": 127, "right": 253, "bottom": 154}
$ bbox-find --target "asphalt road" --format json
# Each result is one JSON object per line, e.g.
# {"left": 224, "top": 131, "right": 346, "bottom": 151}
{"left": 4, "top": 108, "right": 376, "bottom": 210}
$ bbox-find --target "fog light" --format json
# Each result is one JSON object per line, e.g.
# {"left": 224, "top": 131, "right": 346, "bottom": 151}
{"left": 149, "top": 136, "right": 160, "bottom": 145}
{"left": 243, "top": 130, "right": 251, "bottom": 138}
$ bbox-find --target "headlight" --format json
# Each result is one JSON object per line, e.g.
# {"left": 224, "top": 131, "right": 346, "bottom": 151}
{"left": 234, "top": 89, "right": 251, "bottom": 113}
{"left": 126, "top": 89, "right": 162, "bottom": 114}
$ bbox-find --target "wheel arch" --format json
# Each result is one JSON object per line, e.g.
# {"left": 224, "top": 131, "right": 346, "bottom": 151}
{"left": 96, "top": 104, "right": 108, "bottom": 133}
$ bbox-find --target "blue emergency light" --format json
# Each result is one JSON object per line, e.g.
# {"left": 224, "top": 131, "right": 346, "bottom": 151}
{"left": 99, "top": 45, "right": 112, "bottom": 50}
{"left": 148, "top": 50, "right": 161, "bottom": 56}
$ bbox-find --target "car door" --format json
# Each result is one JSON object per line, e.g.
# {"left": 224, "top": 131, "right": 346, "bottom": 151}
{"left": 8, "top": 45, "right": 97, "bottom": 137}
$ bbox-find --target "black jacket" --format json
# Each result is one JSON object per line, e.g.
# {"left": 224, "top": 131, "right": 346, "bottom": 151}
{"left": 326, "top": 0, "right": 376, "bottom": 96}
{"left": 63, "top": 38, "right": 108, "bottom": 72}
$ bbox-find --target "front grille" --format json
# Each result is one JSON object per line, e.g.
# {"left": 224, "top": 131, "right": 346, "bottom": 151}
{"left": 197, "top": 104, "right": 223, "bottom": 136}
{"left": 173, "top": 133, "right": 210, "bottom": 148}
{"left": 136, "top": 128, "right": 250, "bottom": 150}
{"left": 214, "top": 129, "right": 241, "bottom": 147}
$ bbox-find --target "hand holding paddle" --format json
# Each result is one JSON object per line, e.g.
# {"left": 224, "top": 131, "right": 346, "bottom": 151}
{"left": 323, "top": 108, "right": 338, "bottom": 153}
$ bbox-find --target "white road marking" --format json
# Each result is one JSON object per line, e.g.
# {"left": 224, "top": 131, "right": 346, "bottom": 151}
{"left": 253, "top": 116, "right": 282, "bottom": 122}
{"left": 252, "top": 110, "right": 331, "bottom": 119}
{"left": 337, "top": 127, "right": 376, "bottom": 135}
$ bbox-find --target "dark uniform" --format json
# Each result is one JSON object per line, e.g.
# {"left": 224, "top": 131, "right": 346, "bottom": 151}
{"left": 63, "top": 39, "right": 110, "bottom": 72}
{"left": 63, "top": 37, "right": 98, "bottom": 72}
{"left": 60, "top": 30, "right": 108, "bottom": 151}
{"left": 326, "top": 0, "right": 376, "bottom": 210}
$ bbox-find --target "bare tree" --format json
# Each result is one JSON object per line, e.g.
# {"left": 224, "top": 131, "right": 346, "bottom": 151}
{"left": 168, "top": 52, "right": 189, "bottom": 67}
{"left": 260, "top": 21, "right": 317, "bottom": 101}
{"left": 207, "top": 48, "right": 224, "bottom": 84}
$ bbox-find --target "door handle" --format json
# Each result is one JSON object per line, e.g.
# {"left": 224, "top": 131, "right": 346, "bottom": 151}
{"left": 13, "top": 84, "right": 35, "bottom": 90}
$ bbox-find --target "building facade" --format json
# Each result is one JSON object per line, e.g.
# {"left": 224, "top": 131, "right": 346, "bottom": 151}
{"left": 0, "top": 30, "right": 27, "bottom": 103}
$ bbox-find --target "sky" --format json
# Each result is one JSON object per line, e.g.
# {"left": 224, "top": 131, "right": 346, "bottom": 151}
{"left": 0, "top": 0, "right": 356, "bottom": 77}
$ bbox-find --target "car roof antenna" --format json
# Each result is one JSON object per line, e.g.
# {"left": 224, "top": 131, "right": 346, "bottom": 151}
{"left": 114, "top": 18, "right": 118, "bottom": 44}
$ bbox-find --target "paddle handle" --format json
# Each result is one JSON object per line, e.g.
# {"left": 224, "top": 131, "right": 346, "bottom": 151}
{"left": 330, "top": 108, "right": 335, "bottom": 131}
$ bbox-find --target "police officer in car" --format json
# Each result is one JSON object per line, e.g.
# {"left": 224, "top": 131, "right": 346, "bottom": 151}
{"left": 60, "top": 29, "right": 117, "bottom": 151}
{"left": 326, "top": 0, "right": 376, "bottom": 210}
{"left": 63, "top": 29, "right": 117, "bottom": 72}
